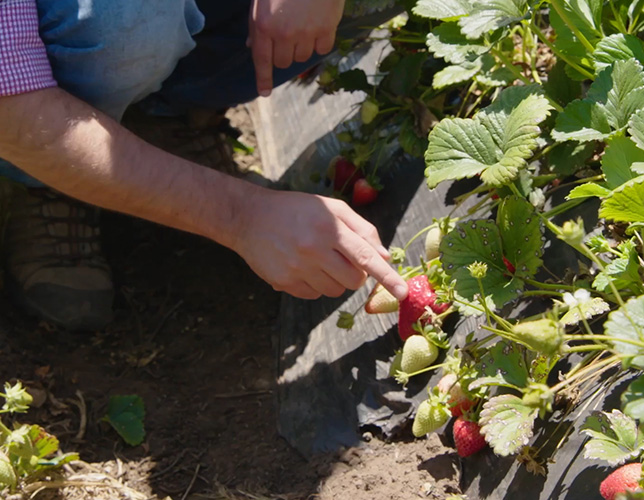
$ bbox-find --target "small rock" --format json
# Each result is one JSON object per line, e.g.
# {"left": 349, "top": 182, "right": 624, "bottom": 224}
{"left": 362, "top": 431, "right": 373, "bottom": 442}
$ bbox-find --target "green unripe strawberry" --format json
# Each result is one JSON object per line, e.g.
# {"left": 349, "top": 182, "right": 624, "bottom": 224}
{"left": 412, "top": 399, "right": 451, "bottom": 437}
{"left": 0, "top": 452, "right": 16, "bottom": 489}
{"left": 401, "top": 335, "right": 439, "bottom": 374}
{"left": 360, "top": 99, "right": 379, "bottom": 125}
{"left": 512, "top": 318, "right": 563, "bottom": 356}
{"left": 424, "top": 226, "right": 442, "bottom": 261}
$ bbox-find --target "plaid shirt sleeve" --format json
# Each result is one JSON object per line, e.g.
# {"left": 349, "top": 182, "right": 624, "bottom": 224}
{"left": 0, "top": 0, "right": 57, "bottom": 96}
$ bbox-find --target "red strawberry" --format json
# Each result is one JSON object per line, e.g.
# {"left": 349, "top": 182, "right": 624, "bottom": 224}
{"left": 331, "top": 157, "right": 363, "bottom": 194}
{"left": 452, "top": 417, "right": 487, "bottom": 457}
{"left": 398, "top": 275, "right": 448, "bottom": 341}
{"left": 352, "top": 178, "right": 379, "bottom": 207}
{"left": 502, "top": 255, "right": 516, "bottom": 274}
{"left": 437, "top": 373, "right": 477, "bottom": 417}
{"left": 600, "top": 463, "right": 643, "bottom": 500}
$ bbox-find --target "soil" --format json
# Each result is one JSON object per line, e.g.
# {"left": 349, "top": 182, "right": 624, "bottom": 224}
{"left": 0, "top": 105, "right": 461, "bottom": 500}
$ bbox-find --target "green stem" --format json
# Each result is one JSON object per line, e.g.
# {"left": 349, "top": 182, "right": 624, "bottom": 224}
{"left": 522, "top": 289, "right": 563, "bottom": 297}
{"left": 528, "top": 20, "right": 594, "bottom": 80}
{"left": 524, "top": 278, "right": 576, "bottom": 291}
{"left": 404, "top": 225, "right": 434, "bottom": 251}
{"left": 491, "top": 48, "right": 531, "bottom": 85}
{"left": 567, "top": 344, "right": 608, "bottom": 352}
{"left": 401, "top": 361, "right": 452, "bottom": 379}
{"left": 566, "top": 334, "right": 644, "bottom": 349}
{"left": 609, "top": 0, "right": 628, "bottom": 34}
{"left": 542, "top": 198, "right": 586, "bottom": 219}
{"left": 548, "top": 0, "right": 596, "bottom": 53}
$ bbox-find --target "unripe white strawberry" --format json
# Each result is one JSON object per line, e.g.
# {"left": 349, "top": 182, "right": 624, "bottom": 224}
{"left": 401, "top": 335, "right": 439, "bottom": 374}
{"left": 412, "top": 399, "right": 451, "bottom": 437}
{"left": 424, "top": 226, "right": 443, "bottom": 261}
{"left": 365, "top": 284, "right": 399, "bottom": 314}
{"left": 360, "top": 99, "right": 379, "bottom": 125}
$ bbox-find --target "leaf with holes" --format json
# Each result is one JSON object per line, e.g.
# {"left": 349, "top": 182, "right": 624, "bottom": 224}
{"left": 599, "top": 175, "right": 644, "bottom": 223}
{"left": 581, "top": 410, "right": 644, "bottom": 465}
{"left": 471, "top": 340, "right": 530, "bottom": 390}
{"left": 621, "top": 375, "right": 644, "bottom": 421}
{"left": 479, "top": 394, "right": 538, "bottom": 456}
{"left": 560, "top": 297, "right": 610, "bottom": 325}
{"left": 553, "top": 59, "right": 644, "bottom": 142}
{"left": 425, "top": 85, "right": 551, "bottom": 188}
{"left": 603, "top": 295, "right": 644, "bottom": 369}
{"left": 102, "top": 395, "right": 146, "bottom": 446}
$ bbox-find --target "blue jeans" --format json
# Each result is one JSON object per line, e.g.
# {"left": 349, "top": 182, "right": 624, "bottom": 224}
{"left": 2, "top": 0, "right": 390, "bottom": 186}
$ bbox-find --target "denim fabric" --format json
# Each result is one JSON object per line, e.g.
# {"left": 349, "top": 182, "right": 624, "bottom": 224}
{"left": 1, "top": 0, "right": 395, "bottom": 186}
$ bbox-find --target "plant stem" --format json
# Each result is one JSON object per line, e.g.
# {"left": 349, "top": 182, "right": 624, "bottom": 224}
{"left": 524, "top": 278, "right": 575, "bottom": 291}
{"left": 566, "top": 334, "right": 644, "bottom": 349}
{"left": 522, "top": 289, "right": 563, "bottom": 297}
{"left": 542, "top": 198, "right": 586, "bottom": 218}
{"left": 566, "top": 344, "right": 607, "bottom": 352}
{"left": 548, "top": 0, "right": 596, "bottom": 53}
{"left": 490, "top": 48, "right": 531, "bottom": 85}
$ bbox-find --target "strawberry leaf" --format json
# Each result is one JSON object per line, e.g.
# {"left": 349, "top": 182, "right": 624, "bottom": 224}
{"left": 593, "top": 34, "right": 644, "bottom": 74}
{"left": 458, "top": 0, "right": 529, "bottom": 40}
{"left": 599, "top": 175, "right": 644, "bottom": 223}
{"left": 603, "top": 295, "right": 644, "bottom": 369}
{"left": 433, "top": 60, "right": 483, "bottom": 89}
{"left": 554, "top": 59, "right": 644, "bottom": 142}
{"left": 560, "top": 297, "right": 610, "bottom": 325}
{"left": 426, "top": 85, "right": 552, "bottom": 188}
{"left": 628, "top": 108, "right": 644, "bottom": 150}
{"left": 581, "top": 410, "right": 644, "bottom": 465}
{"left": 28, "top": 425, "right": 58, "bottom": 459}
{"left": 412, "top": 0, "right": 472, "bottom": 19}
{"left": 567, "top": 182, "right": 612, "bottom": 199}
{"left": 479, "top": 394, "right": 538, "bottom": 456}
{"left": 621, "top": 375, "right": 644, "bottom": 421}
{"left": 425, "top": 23, "right": 488, "bottom": 65}
{"left": 602, "top": 134, "right": 644, "bottom": 188}
{"left": 102, "top": 395, "right": 146, "bottom": 446}
{"left": 471, "top": 340, "right": 530, "bottom": 390}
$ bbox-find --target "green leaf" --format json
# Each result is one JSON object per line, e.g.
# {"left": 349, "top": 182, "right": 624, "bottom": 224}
{"left": 102, "top": 395, "right": 146, "bottom": 446}
{"left": 554, "top": 59, "right": 644, "bottom": 142}
{"left": 567, "top": 182, "right": 612, "bottom": 199}
{"left": 560, "top": 297, "right": 610, "bottom": 325}
{"left": 548, "top": 141, "right": 595, "bottom": 176}
{"left": 36, "top": 452, "right": 80, "bottom": 469}
{"left": 530, "top": 354, "right": 559, "bottom": 384}
{"left": 602, "top": 134, "right": 644, "bottom": 188}
{"left": 593, "top": 242, "right": 643, "bottom": 292}
{"left": 383, "top": 52, "right": 427, "bottom": 96}
{"left": 599, "top": 175, "right": 644, "bottom": 223}
{"left": 433, "top": 60, "right": 482, "bottom": 89}
{"left": 28, "top": 425, "right": 58, "bottom": 459}
{"left": 335, "top": 69, "right": 371, "bottom": 93}
{"left": 458, "top": 0, "right": 529, "bottom": 39}
{"left": 476, "top": 53, "right": 515, "bottom": 87}
{"left": 621, "top": 375, "right": 644, "bottom": 421}
{"left": 603, "top": 295, "right": 644, "bottom": 369}
{"left": 399, "top": 116, "right": 428, "bottom": 158}
{"left": 473, "top": 340, "right": 530, "bottom": 389}
{"left": 581, "top": 410, "right": 644, "bottom": 465}
{"left": 628, "top": 108, "right": 644, "bottom": 150}
{"left": 593, "top": 34, "right": 644, "bottom": 74}
{"left": 479, "top": 394, "right": 538, "bottom": 456}
{"left": 543, "top": 60, "right": 583, "bottom": 107}
{"left": 425, "top": 23, "right": 488, "bottom": 65}
{"left": 426, "top": 85, "right": 552, "bottom": 188}
{"left": 413, "top": 0, "right": 472, "bottom": 19}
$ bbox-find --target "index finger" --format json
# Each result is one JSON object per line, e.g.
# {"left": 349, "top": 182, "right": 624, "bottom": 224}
{"left": 336, "top": 225, "right": 408, "bottom": 301}
{"left": 252, "top": 33, "right": 274, "bottom": 97}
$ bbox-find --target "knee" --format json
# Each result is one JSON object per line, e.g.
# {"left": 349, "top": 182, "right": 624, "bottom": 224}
{"left": 37, "top": 0, "right": 204, "bottom": 119}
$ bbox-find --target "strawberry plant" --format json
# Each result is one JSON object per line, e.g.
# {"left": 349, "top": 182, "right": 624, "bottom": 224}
{"left": 328, "top": 0, "right": 644, "bottom": 492}
{"left": 0, "top": 381, "right": 78, "bottom": 495}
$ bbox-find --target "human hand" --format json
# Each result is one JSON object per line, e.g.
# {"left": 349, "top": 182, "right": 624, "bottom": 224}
{"left": 232, "top": 188, "right": 408, "bottom": 300}
{"left": 247, "top": 0, "right": 345, "bottom": 96}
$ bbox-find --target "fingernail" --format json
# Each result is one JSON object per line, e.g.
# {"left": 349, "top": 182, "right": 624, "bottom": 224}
{"left": 379, "top": 245, "right": 390, "bottom": 257}
{"left": 394, "top": 284, "right": 408, "bottom": 300}
{"left": 259, "top": 89, "right": 271, "bottom": 97}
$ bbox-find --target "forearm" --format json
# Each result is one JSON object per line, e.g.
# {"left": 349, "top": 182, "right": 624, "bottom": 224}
{"left": 0, "top": 88, "right": 251, "bottom": 249}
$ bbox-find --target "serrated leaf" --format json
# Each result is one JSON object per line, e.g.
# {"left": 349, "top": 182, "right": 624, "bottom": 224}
{"left": 602, "top": 134, "right": 644, "bottom": 188}
{"left": 621, "top": 375, "right": 644, "bottom": 421}
{"left": 603, "top": 295, "right": 644, "bottom": 369}
{"left": 496, "top": 196, "right": 544, "bottom": 276}
{"left": 433, "top": 60, "right": 482, "bottom": 89}
{"left": 593, "top": 34, "right": 644, "bottom": 74}
{"left": 426, "top": 86, "right": 551, "bottom": 188}
{"left": 473, "top": 340, "right": 530, "bottom": 389}
{"left": 567, "top": 183, "right": 612, "bottom": 199}
{"left": 560, "top": 297, "right": 610, "bottom": 325}
{"left": 530, "top": 354, "right": 558, "bottom": 384}
{"left": 335, "top": 69, "right": 371, "bottom": 92}
{"left": 425, "top": 23, "right": 488, "bottom": 65}
{"left": 476, "top": 53, "right": 515, "bottom": 87}
{"left": 599, "top": 175, "right": 644, "bottom": 223}
{"left": 554, "top": 59, "right": 644, "bottom": 142}
{"left": 479, "top": 394, "right": 538, "bottom": 456}
{"left": 28, "top": 425, "right": 58, "bottom": 459}
{"left": 399, "top": 116, "right": 428, "bottom": 157}
{"left": 458, "top": 0, "right": 529, "bottom": 39}
{"left": 544, "top": 60, "right": 583, "bottom": 107}
{"left": 413, "top": 0, "right": 472, "bottom": 19}
{"left": 593, "top": 241, "right": 642, "bottom": 292}
{"left": 581, "top": 410, "right": 644, "bottom": 465}
{"left": 102, "top": 395, "right": 146, "bottom": 446}
{"left": 384, "top": 52, "right": 427, "bottom": 96}
{"left": 629, "top": 108, "right": 644, "bottom": 150}
{"left": 548, "top": 141, "right": 595, "bottom": 176}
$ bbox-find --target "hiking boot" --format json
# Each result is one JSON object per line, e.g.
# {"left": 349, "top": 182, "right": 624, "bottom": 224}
{"left": 4, "top": 188, "right": 114, "bottom": 331}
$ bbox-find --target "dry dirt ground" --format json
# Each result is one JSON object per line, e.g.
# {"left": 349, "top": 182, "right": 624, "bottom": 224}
{"left": 0, "top": 105, "right": 462, "bottom": 500}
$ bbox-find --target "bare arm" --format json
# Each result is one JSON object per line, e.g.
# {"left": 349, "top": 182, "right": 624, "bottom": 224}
{"left": 0, "top": 88, "right": 408, "bottom": 299}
